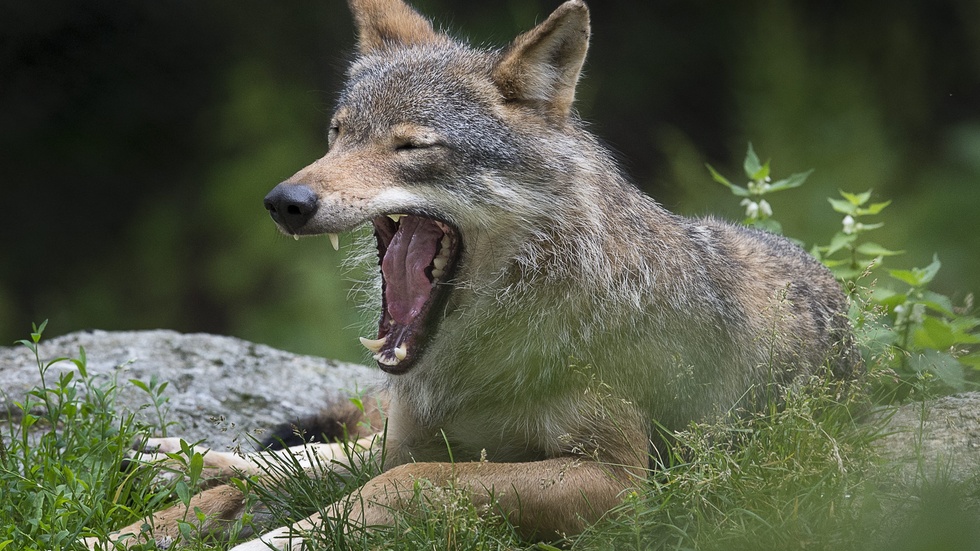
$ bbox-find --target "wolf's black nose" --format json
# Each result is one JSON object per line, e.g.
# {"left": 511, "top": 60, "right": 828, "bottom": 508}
{"left": 264, "top": 183, "right": 319, "bottom": 233}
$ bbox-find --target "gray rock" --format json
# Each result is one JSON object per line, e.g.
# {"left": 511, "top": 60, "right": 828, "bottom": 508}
{"left": 875, "top": 391, "right": 980, "bottom": 485}
{"left": 0, "top": 329, "right": 381, "bottom": 451}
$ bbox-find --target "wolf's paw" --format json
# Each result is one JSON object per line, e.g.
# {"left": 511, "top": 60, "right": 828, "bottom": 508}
{"left": 82, "top": 533, "right": 175, "bottom": 550}
{"left": 122, "top": 436, "right": 216, "bottom": 488}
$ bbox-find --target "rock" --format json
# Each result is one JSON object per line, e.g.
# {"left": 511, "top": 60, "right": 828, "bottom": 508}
{"left": 0, "top": 329, "right": 381, "bottom": 451}
{"left": 875, "top": 392, "right": 980, "bottom": 485}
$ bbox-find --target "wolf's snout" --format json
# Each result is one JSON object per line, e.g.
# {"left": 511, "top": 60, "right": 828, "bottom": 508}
{"left": 264, "top": 183, "right": 319, "bottom": 234}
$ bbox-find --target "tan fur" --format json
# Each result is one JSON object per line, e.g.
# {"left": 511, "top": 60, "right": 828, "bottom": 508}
{"left": 85, "top": 1, "right": 857, "bottom": 549}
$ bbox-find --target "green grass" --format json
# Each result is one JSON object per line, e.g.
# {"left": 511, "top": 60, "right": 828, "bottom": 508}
{"left": 3, "top": 323, "right": 978, "bottom": 551}
{"left": 0, "top": 321, "right": 178, "bottom": 550}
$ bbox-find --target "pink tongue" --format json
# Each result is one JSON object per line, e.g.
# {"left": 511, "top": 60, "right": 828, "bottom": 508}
{"left": 381, "top": 216, "right": 443, "bottom": 326}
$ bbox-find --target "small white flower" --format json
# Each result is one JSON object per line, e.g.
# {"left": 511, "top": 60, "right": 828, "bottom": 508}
{"left": 911, "top": 303, "right": 926, "bottom": 324}
{"left": 741, "top": 198, "right": 760, "bottom": 219}
{"left": 747, "top": 180, "right": 771, "bottom": 194}
{"left": 842, "top": 215, "right": 856, "bottom": 234}
{"left": 759, "top": 199, "right": 773, "bottom": 218}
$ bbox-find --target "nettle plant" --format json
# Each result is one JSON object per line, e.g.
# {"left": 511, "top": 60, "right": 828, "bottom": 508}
{"left": 710, "top": 145, "right": 980, "bottom": 400}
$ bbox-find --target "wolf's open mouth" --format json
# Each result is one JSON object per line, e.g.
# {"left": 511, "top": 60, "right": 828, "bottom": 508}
{"left": 360, "top": 214, "right": 459, "bottom": 373}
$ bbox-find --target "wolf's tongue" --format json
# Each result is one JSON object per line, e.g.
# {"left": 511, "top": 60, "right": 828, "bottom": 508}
{"left": 381, "top": 216, "right": 443, "bottom": 326}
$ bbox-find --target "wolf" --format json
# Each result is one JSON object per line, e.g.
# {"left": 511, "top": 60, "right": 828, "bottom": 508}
{"left": 87, "top": 0, "right": 858, "bottom": 549}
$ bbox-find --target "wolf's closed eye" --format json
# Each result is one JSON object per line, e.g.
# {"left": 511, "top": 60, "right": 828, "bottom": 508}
{"left": 394, "top": 133, "right": 444, "bottom": 152}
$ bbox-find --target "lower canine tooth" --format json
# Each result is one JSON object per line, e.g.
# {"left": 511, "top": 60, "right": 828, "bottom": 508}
{"left": 394, "top": 345, "right": 407, "bottom": 361}
{"left": 388, "top": 214, "right": 405, "bottom": 222}
{"left": 359, "top": 336, "right": 386, "bottom": 353}
{"left": 327, "top": 233, "right": 339, "bottom": 251}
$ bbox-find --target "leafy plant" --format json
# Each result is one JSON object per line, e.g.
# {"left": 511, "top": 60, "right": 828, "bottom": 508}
{"left": 0, "top": 321, "right": 177, "bottom": 550}
{"left": 707, "top": 142, "right": 813, "bottom": 234}
{"left": 712, "top": 145, "right": 980, "bottom": 399}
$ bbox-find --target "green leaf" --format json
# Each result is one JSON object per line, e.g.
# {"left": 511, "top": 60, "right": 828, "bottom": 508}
{"left": 15, "top": 339, "right": 37, "bottom": 353}
{"left": 917, "top": 316, "right": 980, "bottom": 349}
{"left": 828, "top": 198, "right": 857, "bottom": 215}
{"left": 950, "top": 314, "right": 980, "bottom": 334}
{"left": 840, "top": 190, "right": 872, "bottom": 206}
{"left": 857, "top": 200, "right": 892, "bottom": 216}
{"left": 350, "top": 396, "right": 364, "bottom": 412}
{"left": 707, "top": 164, "right": 750, "bottom": 197}
{"left": 855, "top": 242, "right": 904, "bottom": 257}
{"left": 825, "top": 232, "right": 857, "bottom": 256}
{"left": 230, "top": 477, "right": 248, "bottom": 492}
{"left": 178, "top": 519, "right": 194, "bottom": 541}
{"left": 914, "top": 317, "right": 958, "bottom": 349}
{"left": 870, "top": 286, "right": 902, "bottom": 302}
{"left": 909, "top": 350, "right": 967, "bottom": 391}
{"left": 831, "top": 265, "right": 866, "bottom": 280}
{"left": 743, "top": 142, "right": 765, "bottom": 180}
{"left": 919, "top": 290, "right": 956, "bottom": 317}
{"left": 767, "top": 169, "right": 813, "bottom": 192}
{"left": 175, "top": 480, "right": 191, "bottom": 506}
{"left": 189, "top": 452, "right": 204, "bottom": 486}
{"left": 74, "top": 346, "right": 88, "bottom": 378}
{"left": 889, "top": 255, "right": 941, "bottom": 287}
{"left": 959, "top": 352, "right": 980, "bottom": 369}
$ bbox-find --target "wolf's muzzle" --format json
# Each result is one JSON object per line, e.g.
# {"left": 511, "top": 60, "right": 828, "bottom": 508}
{"left": 264, "top": 183, "right": 319, "bottom": 234}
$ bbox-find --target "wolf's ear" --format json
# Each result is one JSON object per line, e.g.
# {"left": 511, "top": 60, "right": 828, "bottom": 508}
{"left": 493, "top": 0, "right": 590, "bottom": 119}
{"left": 348, "top": 0, "right": 446, "bottom": 53}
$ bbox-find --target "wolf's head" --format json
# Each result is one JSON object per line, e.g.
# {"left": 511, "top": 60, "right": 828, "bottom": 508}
{"left": 263, "top": 0, "right": 593, "bottom": 374}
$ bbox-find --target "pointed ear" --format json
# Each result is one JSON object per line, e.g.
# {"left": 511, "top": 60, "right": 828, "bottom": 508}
{"left": 348, "top": 0, "right": 446, "bottom": 54}
{"left": 493, "top": 0, "right": 590, "bottom": 118}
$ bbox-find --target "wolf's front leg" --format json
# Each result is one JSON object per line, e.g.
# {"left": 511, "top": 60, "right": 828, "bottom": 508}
{"left": 83, "top": 483, "right": 259, "bottom": 550}
{"left": 347, "top": 457, "right": 640, "bottom": 540}
{"left": 86, "top": 436, "right": 379, "bottom": 549}
{"left": 230, "top": 456, "right": 640, "bottom": 549}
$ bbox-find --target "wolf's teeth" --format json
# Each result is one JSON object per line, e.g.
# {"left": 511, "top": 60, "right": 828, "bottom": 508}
{"left": 393, "top": 345, "right": 407, "bottom": 361}
{"left": 432, "top": 257, "right": 448, "bottom": 270}
{"left": 388, "top": 214, "right": 406, "bottom": 222}
{"left": 359, "top": 336, "right": 386, "bottom": 353}
{"left": 327, "top": 233, "right": 340, "bottom": 251}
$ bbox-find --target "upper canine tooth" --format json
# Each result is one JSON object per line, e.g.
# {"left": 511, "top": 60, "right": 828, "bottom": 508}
{"left": 327, "top": 233, "right": 340, "bottom": 251}
{"left": 388, "top": 214, "right": 405, "bottom": 222}
{"left": 393, "top": 345, "right": 407, "bottom": 361}
{"left": 359, "top": 336, "right": 386, "bottom": 353}
{"left": 293, "top": 234, "right": 300, "bottom": 241}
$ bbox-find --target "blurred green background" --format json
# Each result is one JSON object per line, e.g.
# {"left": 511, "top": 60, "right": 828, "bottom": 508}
{"left": 2, "top": 0, "right": 978, "bottom": 364}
